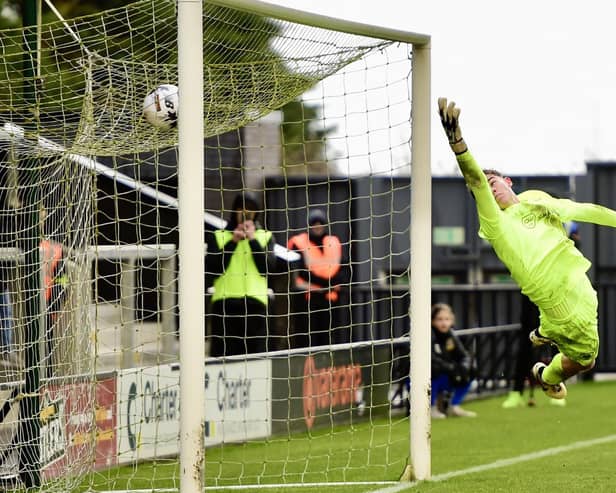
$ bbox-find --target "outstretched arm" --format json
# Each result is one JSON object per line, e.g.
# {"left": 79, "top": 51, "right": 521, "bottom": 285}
{"left": 438, "top": 98, "right": 502, "bottom": 225}
{"left": 551, "top": 197, "right": 616, "bottom": 228}
{"left": 438, "top": 97, "right": 467, "bottom": 155}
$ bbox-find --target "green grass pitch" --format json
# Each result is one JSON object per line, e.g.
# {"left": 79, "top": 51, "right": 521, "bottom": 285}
{"left": 84, "top": 380, "right": 616, "bottom": 492}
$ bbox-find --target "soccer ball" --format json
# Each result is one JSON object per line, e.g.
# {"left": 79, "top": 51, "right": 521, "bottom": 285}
{"left": 142, "top": 84, "right": 179, "bottom": 129}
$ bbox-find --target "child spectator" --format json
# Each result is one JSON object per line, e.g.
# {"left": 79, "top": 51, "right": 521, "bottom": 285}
{"left": 431, "top": 303, "right": 477, "bottom": 419}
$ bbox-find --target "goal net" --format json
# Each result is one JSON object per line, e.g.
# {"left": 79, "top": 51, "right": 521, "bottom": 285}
{"left": 0, "top": 0, "right": 430, "bottom": 491}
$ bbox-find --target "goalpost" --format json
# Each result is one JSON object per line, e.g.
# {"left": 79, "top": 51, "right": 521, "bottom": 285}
{"left": 0, "top": 0, "right": 430, "bottom": 491}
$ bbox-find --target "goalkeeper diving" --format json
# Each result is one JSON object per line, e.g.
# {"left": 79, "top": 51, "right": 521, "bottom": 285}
{"left": 438, "top": 97, "right": 616, "bottom": 399}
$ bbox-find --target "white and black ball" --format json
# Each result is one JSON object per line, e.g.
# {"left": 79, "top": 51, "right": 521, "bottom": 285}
{"left": 143, "top": 84, "right": 178, "bottom": 129}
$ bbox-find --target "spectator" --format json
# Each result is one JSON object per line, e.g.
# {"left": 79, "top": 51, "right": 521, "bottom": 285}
{"left": 565, "top": 220, "right": 581, "bottom": 249}
{"left": 430, "top": 303, "right": 477, "bottom": 419}
{"left": 40, "top": 206, "right": 69, "bottom": 377}
{"left": 502, "top": 294, "right": 545, "bottom": 408}
{"left": 287, "top": 209, "right": 342, "bottom": 347}
{"left": 206, "top": 191, "right": 276, "bottom": 357}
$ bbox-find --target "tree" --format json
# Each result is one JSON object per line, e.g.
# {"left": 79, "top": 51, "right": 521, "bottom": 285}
{"left": 0, "top": 1, "right": 336, "bottom": 175}
{"left": 204, "top": 4, "right": 336, "bottom": 175}
{"left": 281, "top": 99, "right": 336, "bottom": 176}
{"left": 0, "top": 0, "right": 133, "bottom": 27}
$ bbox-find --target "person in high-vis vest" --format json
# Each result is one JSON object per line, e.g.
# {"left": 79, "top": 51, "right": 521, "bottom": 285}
{"left": 287, "top": 209, "right": 342, "bottom": 347}
{"left": 206, "top": 192, "right": 276, "bottom": 357}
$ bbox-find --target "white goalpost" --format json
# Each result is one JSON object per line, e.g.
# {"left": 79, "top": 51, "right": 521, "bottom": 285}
{"left": 186, "top": 1, "right": 433, "bottom": 486}
{"left": 177, "top": 1, "right": 205, "bottom": 492}
{"left": 408, "top": 39, "right": 431, "bottom": 483}
{"left": 0, "top": 0, "right": 431, "bottom": 491}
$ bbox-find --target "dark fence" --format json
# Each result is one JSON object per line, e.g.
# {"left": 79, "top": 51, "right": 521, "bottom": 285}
{"left": 260, "top": 282, "right": 616, "bottom": 373}
{"left": 597, "top": 282, "right": 616, "bottom": 372}
{"left": 349, "top": 284, "right": 522, "bottom": 342}
{"left": 355, "top": 284, "right": 524, "bottom": 394}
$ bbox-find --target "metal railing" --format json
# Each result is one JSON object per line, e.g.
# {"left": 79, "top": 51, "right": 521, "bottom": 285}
{"left": 92, "top": 244, "right": 177, "bottom": 368}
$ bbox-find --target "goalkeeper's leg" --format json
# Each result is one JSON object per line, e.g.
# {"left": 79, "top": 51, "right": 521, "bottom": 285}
{"left": 534, "top": 352, "right": 595, "bottom": 399}
{"left": 532, "top": 273, "right": 599, "bottom": 398}
{"left": 532, "top": 354, "right": 567, "bottom": 399}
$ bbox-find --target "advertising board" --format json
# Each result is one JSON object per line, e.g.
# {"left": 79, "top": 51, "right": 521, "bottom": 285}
{"left": 117, "top": 359, "right": 272, "bottom": 462}
{"left": 271, "top": 345, "right": 391, "bottom": 433}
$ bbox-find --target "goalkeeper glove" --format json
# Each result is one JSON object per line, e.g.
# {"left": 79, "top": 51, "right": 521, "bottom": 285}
{"left": 438, "top": 97, "right": 468, "bottom": 155}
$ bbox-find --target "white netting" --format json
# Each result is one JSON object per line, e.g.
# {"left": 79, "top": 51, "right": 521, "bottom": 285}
{"left": 0, "top": 1, "right": 389, "bottom": 156}
{"left": 0, "top": 0, "right": 423, "bottom": 491}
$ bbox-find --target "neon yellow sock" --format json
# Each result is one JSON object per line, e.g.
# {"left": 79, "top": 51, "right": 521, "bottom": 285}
{"left": 542, "top": 353, "right": 564, "bottom": 385}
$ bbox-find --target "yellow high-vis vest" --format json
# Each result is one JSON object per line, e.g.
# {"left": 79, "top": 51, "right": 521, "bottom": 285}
{"left": 212, "top": 229, "right": 272, "bottom": 306}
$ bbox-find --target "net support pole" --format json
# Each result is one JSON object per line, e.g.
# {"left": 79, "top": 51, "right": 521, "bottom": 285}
{"left": 408, "top": 40, "right": 431, "bottom": 481}
{"left": 18, "top": 0, "right": 42, "bottom": 488}
{"left": 178, "top": 1, "right": 205, "bottom": 492}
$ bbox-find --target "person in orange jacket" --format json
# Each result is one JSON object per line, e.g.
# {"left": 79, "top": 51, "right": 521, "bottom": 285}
{"left": 40, "top": 206, "right": 69, "bottom": 377}
{"left": 287, "top": 209, "right": 342, "bottom": 347}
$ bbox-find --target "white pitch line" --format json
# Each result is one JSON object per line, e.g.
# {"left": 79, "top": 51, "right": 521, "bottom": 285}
{"left": 205, "top": 481, "right": 398, "bottom": 490}
{"left": 97, "top": 482, "right": 398, "bottom": 492}
{"left": 97, "top": 433, "right": 616, "bottom": 493}
{"left": 371, "top": 433, "right": 616, "bottom": 493}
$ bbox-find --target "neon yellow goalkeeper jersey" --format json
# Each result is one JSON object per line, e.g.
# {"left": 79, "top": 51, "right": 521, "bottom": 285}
{"left": 456, "top": 150, "right": 616, "bottom": 301}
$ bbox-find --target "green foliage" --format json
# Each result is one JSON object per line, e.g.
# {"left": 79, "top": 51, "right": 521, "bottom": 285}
{"left": 0, "top": 1, "right": 177, "bottom": 114}
{"left": 0, "top": 0, "right": 135, "bottom": 26}
{"left": 0, "top": 0, "right": 336, "bottom": 167}
{"left": 282, "top": 99, "right": 337, "bottom": 175}
{"left": 204, "top": 4, "right": 282, "bottom": 65}
{"left": 40, "top": 0, "right": 135, "bottom": 19}
{"left": 0, "top": 1, "right": 19, "bottom": 29}
{"left": 202, "top": 3, "right": 336, "bottom": 171}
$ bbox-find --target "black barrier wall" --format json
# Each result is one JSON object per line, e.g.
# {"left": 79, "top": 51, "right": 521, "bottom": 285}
{"left": 265, "top": 175, "right": 572, "bottom": 285}
{"left": 576, "top": 162, "right": 616, "bottom": 371}
{"left": 92, "top": 164, "right": 616, "bottom": 372}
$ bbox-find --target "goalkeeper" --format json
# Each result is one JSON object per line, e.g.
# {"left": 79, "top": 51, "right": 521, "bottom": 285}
{"left": 438, "top": 97, "right": 616, "bottom": 399}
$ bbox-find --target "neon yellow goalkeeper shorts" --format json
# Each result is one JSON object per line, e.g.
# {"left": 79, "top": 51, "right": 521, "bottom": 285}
{"left": 538, "top": 273, "right": 599, "bottom": 366}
